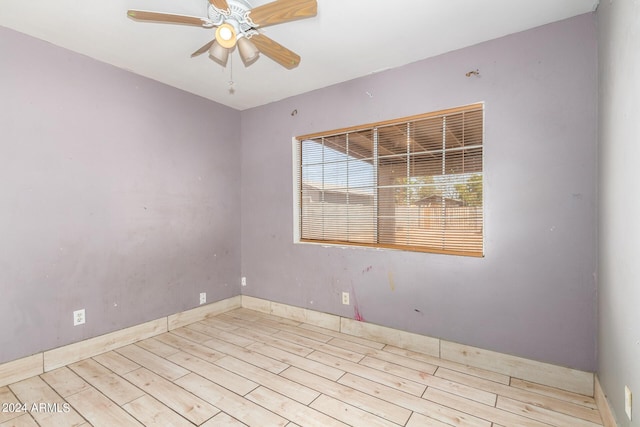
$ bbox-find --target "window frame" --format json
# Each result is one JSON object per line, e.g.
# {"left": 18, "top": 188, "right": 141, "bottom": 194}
{"left": 293, "top": 103, "right": 484, "bottom": 257}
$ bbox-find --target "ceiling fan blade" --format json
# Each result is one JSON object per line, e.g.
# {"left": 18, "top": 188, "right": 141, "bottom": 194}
{"left": 250, "top": 34, "right": 301, "bottom": 69}
{"left": 208, "top": 0, "right": 230, "bottom": 14}
{"left": 191, "top": 39, "right": 216, "bottom": 57}
{"left": 248, "top": 0, "right": 317, "bottom": 28}
{"left": 127, "top": 10, "right": 209, "bottom": 27}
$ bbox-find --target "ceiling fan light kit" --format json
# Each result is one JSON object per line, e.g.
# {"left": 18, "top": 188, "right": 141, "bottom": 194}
{"left": 237, "top": 36, "right": 260, "bottom": 66}
{"left": 209, "top": 41, "right": 230, "bottom": 66}
{"left": 126, "top": 0, "right": 317, "bottom": 70}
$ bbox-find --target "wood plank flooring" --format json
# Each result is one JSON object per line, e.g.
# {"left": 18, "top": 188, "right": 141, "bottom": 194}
{"left": 0, "top": 308, "right": 603, "bottom": 426}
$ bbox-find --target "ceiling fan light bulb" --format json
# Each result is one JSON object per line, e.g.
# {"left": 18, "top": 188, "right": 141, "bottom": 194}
{"left": 219, "top": 27, "right": 232, "bottom": 41}
{"left": 215, "top": 23, "right": 237, "bottom": 48}
{"left": 238, "top": 37, "right": 260, "bottom": 66}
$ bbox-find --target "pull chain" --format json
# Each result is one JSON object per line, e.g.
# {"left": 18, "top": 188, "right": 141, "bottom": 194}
{"left": 228, "top": 54, "right": 235, "bottom": 94}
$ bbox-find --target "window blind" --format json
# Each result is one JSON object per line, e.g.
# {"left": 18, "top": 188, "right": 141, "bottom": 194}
{"left": 296, "top": 103, "right": 484, "bottom": 256}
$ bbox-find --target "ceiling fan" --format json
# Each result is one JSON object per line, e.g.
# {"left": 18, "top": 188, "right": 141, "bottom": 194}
{"left": 127, "top": 0, "right": 317, "bottom": 69}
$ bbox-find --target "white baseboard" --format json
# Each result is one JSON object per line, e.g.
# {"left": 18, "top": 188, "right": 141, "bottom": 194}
{"left": 0, "top": 296, "right": 241, "bottom": 387}
{"left": 0, "top": 294, "right": 595, "bottom": 399}
{"left": 43, "top": 318, "right": 168, "bottom": 372}
{"left": 341, "top": 317, "right": 440, "bottom": 357}
{"left": 241, "top": 295, "right": 595, "bottom": 397}
{"left": 595, "top": 375, "right": 619, "bottom": 427}
{"left": 440, "top": 341, "right": 593, "bottom": 396}
{"left": 242, "top": 295, "right": 341, "bottom": 331}
{"left": 0, "top": 354, "right": 43, "bottom": 389}
{"left": 168, "top": 295, "right": 241, "bottom": 330}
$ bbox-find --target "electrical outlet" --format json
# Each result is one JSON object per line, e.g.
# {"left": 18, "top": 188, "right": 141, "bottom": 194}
{"left": 342, "top": 292, "right": 350, "bottom": 305}
{"left": 625, "top": 385, "right": 632, "bottom": 420}
{"left": 199, "top": 292, "right": 206, "bottom": 305}
{"left": 73, "top": 309, "right": 85, "bottom": 326}
{"left": 241, "top": 277, "right": 247, "bottom": 287}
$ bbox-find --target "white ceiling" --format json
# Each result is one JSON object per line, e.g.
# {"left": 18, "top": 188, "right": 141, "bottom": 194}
{"left": 1, "top": 0, "right": 598, "bottom": 111}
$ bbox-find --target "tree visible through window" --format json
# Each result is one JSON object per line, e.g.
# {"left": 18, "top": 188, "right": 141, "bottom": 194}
{"left": 296, "top": 103, "right": 484, "bottom": 256}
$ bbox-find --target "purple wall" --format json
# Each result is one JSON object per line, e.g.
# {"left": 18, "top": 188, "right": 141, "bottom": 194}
{"left": 241, "top": 14, "right": 598, "bottom": 371}
{"left": 0, "top": 27, "right": 241, "bottom": 364}
{"left": 597, "top": 0, "right": 640, "bottom": 425}
{"left": 0, "top": 13, "right": 599, "bottom": 373}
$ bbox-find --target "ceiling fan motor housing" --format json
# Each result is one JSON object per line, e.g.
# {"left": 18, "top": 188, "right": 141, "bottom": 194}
{"left": 208, "top": 0, "right": 254, "bottom": 33}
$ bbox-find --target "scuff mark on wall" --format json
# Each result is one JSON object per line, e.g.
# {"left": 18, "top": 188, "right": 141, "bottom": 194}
{"left": 354, "top": 303, "right": 365, "bottom": 322}
{"left": 388, "top": 270, "right": 396, "bottom": 291}
{"left": 351, "top": 283, "right": 365, "bottom": 322}
{"left": 362, "top": 265, "right": 373, "bottom": 274}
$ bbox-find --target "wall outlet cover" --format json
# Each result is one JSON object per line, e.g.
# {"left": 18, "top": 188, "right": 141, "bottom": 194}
{"left": 73, "top": 309, "right": 85, "bottom": 326}
{"left": 342, "top": 292, "right": 350, "bottom": 305}
{"left": 199, "top": 292, "right": 206, "bottom": 305}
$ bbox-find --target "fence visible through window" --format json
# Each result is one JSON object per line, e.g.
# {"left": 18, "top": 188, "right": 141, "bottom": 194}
{"left": 296, "top": 103, "right": 484, "bottom": 257}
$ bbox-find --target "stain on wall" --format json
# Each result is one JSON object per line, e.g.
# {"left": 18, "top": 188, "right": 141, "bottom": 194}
{"left": 388, "top": 271, "right": 396, "bottom": 292}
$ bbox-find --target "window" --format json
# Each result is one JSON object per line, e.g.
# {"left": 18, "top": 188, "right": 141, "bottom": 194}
{"left": 295, "top": 103, "right": 484, "bottom": 257}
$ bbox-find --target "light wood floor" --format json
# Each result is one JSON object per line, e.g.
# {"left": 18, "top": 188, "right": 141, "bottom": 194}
{"left": 0, "top": 308, "right": 603, "bottom": 427}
